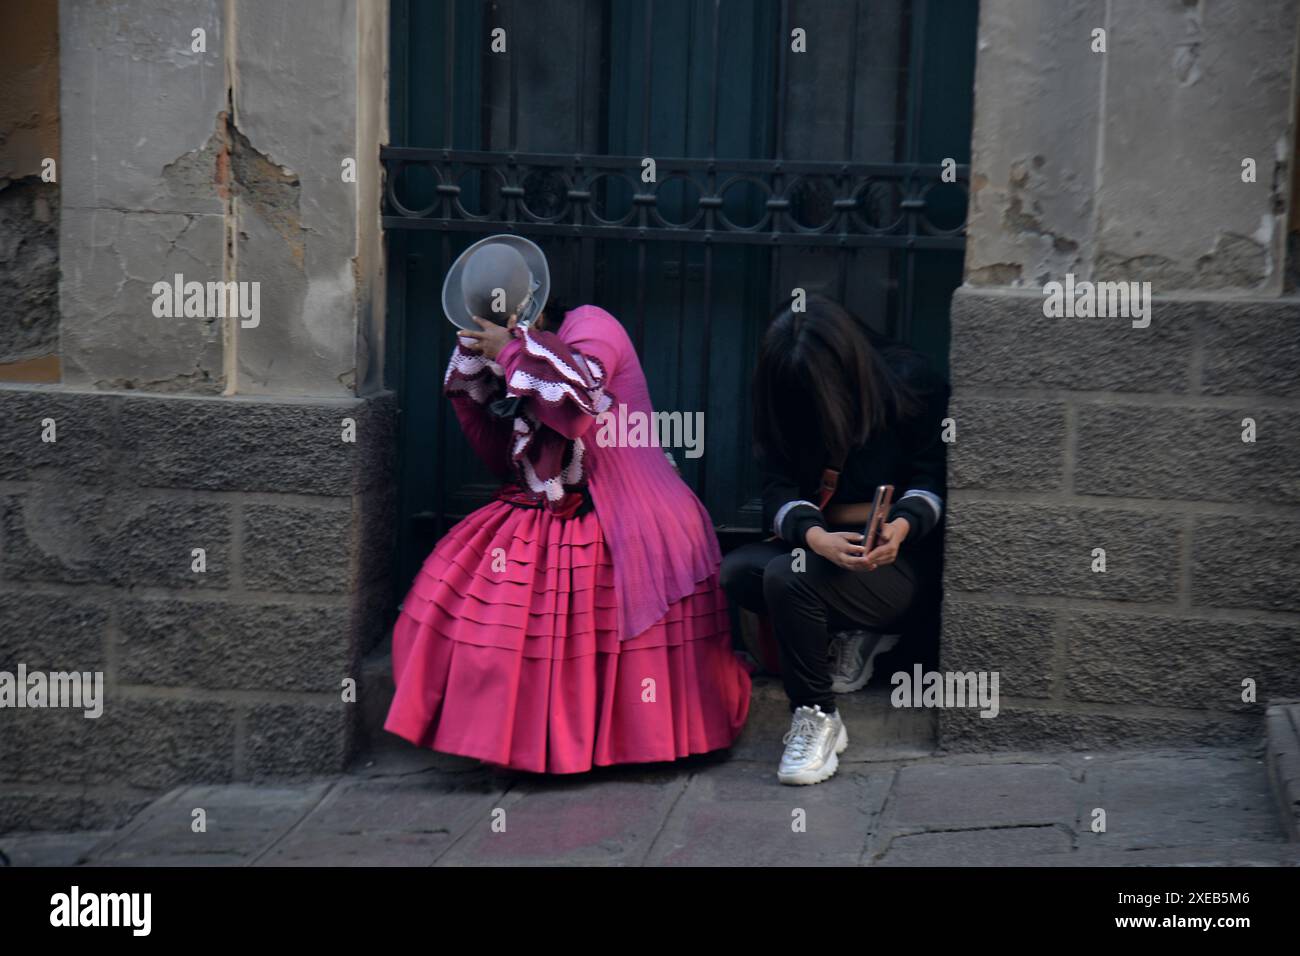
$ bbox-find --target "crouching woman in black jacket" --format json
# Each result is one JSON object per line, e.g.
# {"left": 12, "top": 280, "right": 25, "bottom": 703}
{"left": 721, "top": 294, "right": 949, "bottom": 786}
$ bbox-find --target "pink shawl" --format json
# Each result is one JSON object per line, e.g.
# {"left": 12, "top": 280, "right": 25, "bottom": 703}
{"left": 443, "top": 305, "right": 720, "bottom": 641}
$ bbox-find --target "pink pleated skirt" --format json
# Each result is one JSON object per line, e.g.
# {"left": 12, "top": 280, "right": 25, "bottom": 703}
{"left": 383, "top": 498, "right": 752, "bottom": 774}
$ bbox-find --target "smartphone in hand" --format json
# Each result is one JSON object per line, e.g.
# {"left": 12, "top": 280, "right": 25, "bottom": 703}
{"left": 862, "top": 484, "right": 895, "bottom": 556}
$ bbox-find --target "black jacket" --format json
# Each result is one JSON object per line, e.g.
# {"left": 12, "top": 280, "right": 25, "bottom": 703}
{"left": 760, "top": 333, "right": 950, "bottom": 563}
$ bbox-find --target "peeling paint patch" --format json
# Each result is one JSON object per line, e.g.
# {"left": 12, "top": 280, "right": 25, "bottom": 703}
{"left": 1096, "top": 232, "right": 1269, "bottom": 291}
{"left": 968, "top": 263, "right": 1024, "bottom": 285}
{"left": 160, "top": 128, "right": 224, "bottom": 200}
{"left": 224, "top": 115, "right": 304, "bottom": 265}
{"left": 1002, "top": 159, "right": 1078, "bottom": 255}
{"left": 94, "top": 365, "right": 221, "bottom": 395}
{"left": 1193, "top": 233, "right": 1269, "bottom": 288}
{"left": 161, "top": 111, "right": 305, "bottom": 265}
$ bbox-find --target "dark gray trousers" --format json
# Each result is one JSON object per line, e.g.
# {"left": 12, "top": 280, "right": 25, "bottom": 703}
{"left": 720, "top": 539, "right": 918, "bottom": 712}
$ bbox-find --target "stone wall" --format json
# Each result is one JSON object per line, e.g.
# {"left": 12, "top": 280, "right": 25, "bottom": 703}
{"left": 0, "top": 0, "right": 393, "bottom": 832}
{"left": 941, "top": 290, "right": 1300, "bottom": 748}
{"left": 0, "top": 385, "right": 395, "bottom": 831}
{"left": 943, "top": 0, "right": 1300, "bottom": 752}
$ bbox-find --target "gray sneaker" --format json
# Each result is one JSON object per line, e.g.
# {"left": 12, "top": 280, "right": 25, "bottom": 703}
{"left": 829, "top": 630, "right": 900, "bottom": 693}
{"left": 777, "top": 705, "right": 848, "bottom": 786}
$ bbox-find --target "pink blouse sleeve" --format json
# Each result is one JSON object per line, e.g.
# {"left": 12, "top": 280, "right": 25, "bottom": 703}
{"left": 496, "top": 322, "right": 616, "bottom": 440}
{"left": 443, "top": 344, "right": 513, "bottom": 478}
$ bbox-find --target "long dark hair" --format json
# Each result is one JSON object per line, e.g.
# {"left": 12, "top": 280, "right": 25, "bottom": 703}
{"left": 753, "top": 294, "right": 916, "bottom": 470}
{"left": 538, "top": 293, "right": 573, "bottom": 330}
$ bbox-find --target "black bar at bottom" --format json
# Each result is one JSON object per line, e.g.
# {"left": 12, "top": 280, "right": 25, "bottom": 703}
{"left": 3, "top": 865, "right": 1291, "bottom": 942}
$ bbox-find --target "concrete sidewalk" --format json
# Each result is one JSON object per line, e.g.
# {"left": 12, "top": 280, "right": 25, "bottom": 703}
{"left": 5, "top": 734, "right": 1297, "bottom": 867}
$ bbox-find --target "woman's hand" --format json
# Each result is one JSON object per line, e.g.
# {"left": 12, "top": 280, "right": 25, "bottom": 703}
{"left": 806, "top": 527, "right": 870, "bottom": 571}
{"left": 458, "top": 313, "right": 517, "bottom": 361}
{"left": 863, "top": 517, "right": 910, "bottom": 571}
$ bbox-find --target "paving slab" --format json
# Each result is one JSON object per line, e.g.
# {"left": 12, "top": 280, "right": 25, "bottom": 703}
{"left": 881, "top": 761, "right": 1077, "bottom": 830}
{"left": 257, "top": 828, "right": 461, "bottom": 866}
{"left": 4, "top": 743, "right": 1296, "bottom": 867}
{"left": 1081, "top": 752, "right": 1283, "bottom": 851}
{"left": 350, "top": 739, "right": 486, "bottom": 780}
{"left": 434, "top": 766, "right": 690, "bottom": 866}
{"left": 0, "top": 830, "right": 116, "bottom": 867}
{"left": 872, "top": 825, "right": 1073, "bottom": 866}
{"left": 86, "top": 783, "right": 333, "bottom": 866}
{"left": 256, "top": 771, "right": 507, "bottom": 866}
{"left": 646, "top": 762, "right": 893, "bottom": 866}
{"left": 1070, "top": 841, "right": 1300, "bottom": 867}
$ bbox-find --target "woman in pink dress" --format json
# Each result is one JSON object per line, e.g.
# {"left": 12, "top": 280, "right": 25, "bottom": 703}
{"left": 384, "top": 295, "right": 751, "bottom": 773}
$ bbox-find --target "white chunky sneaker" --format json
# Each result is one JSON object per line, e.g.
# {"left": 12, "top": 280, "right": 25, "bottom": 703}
{"left": 829, "top": 630, "right": 900, "bottom": 694}
{"left": 777, "top": 705, "right": 847, "bottom": 786}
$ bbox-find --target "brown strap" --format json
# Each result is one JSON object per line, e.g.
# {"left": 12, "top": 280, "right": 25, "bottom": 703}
{"left": 815, "top": 467, "right": 840, "bottom": 510}
{"left": 763, "top": 465, "right": 842, "bottom": 542}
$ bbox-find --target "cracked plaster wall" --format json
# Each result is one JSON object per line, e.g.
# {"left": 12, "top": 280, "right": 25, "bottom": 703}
{"left": 57, "top": 0, "right": 385, "bottom": 396}
{"left": 966, "top": 0, "right": 1298, "bottom": 294}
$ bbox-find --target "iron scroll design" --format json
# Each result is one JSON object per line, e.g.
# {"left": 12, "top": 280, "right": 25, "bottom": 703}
{"left": 381, "top": 147, "right": 968, "bottom": 250}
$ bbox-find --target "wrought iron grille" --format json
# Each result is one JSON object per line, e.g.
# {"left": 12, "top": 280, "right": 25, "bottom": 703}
{"left": 381, "top": 149, "right": 967, "bottom": 249}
